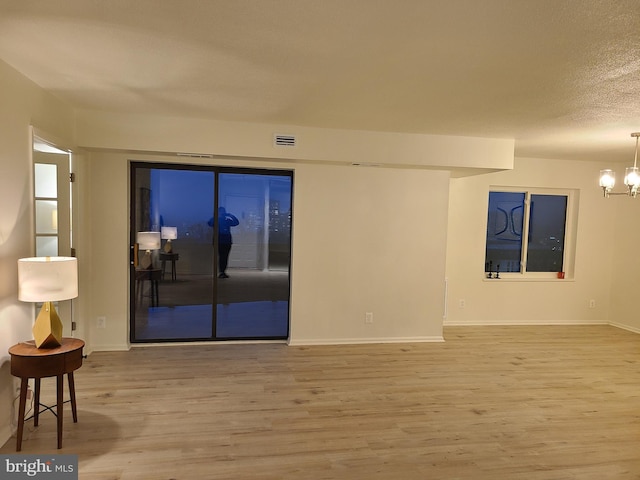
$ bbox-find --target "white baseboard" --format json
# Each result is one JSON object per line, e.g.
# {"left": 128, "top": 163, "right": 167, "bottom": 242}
{"left": 89, "top": 344, "right": 131, "bottom": 352}
{"left": 443, "top": 319, "right": 608, "bottom": 327}
{"left": 288, "top": 336, "right": 444, "bottom": 346}
{"left": 608, "top": 321, "right": 640, "bottom": 334}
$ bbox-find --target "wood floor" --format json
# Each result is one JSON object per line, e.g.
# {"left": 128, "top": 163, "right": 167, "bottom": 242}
{"left": 2, "top": 325, "right": 640, "bottom": 479}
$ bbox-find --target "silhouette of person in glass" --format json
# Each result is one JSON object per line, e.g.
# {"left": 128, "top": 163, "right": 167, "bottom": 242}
{"left": 208, "top": 207, "right": 239, "bottom": 278}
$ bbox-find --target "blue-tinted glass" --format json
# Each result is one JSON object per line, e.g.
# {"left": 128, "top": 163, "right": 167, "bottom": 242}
{"left": 132, "top": 166, "right": 291, "bottom": 342}
{"left": 134, "top": 167, "right": 215, "bottom": 341}
{"left": 526, "top": 194, "right": 567, "bottom": 272}
{"left": 485, "top": 192, "right": 524, "bottom": 273}
{"left": 216, "top": 173, "right": 291, "bottom": 339}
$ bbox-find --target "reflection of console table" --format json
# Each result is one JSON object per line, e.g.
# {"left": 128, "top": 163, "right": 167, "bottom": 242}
{"left": 136, "top": 268, "right": 161, "bottom": 306}
{"left": 160, "top": 252, "right": 179, "bottom": 281}
{"left": 9, "top": 338, "right": 85, "bottom": 451}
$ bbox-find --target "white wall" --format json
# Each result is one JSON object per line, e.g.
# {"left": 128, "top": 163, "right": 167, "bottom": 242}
{"left": 0, "top": 60, "right": 74, "bottom": 446}
{"left": 290, "top": 163, "right": 450, "bottom": 344}
{"left": 445, "top": 156, "right": 616, "bottom": 326}
{"left": 609, "top": 197, "right": 640, "bottom": 333}
{"left": 76, "top": 109, "right": 514, "bottom": 171}
{"left": 83, "top": 152, "right": 450, "bottom": 350}
{"left": 74, "top": 108, "right": 511, "bottom": 350}
{"left": 83, "top": 152, "right": 130, "bottom": 350}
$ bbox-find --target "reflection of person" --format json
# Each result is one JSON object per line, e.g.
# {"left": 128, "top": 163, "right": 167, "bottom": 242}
{"left": 208, "top": 207, "right": 239, "bottom": 278}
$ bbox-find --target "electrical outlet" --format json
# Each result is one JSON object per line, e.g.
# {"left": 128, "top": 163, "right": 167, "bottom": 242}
{"left": 97, "top": 316, "right": 106, "bottom": 328}
{"left": 365, "top": 312, "right": 374, "bottom": 324}
{"left": 459, "top": 299, "right": 466, "bottom": 309}
{"left": 589, "top": 299, "right": 596, "bottom": 309}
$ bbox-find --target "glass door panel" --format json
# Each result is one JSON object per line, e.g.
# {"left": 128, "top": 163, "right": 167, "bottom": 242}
{"left": 33, "top": 149, "right": 72, "bottom": 333}
{"left": 215, "top": 173, "right": 291, "bottom": 339}
{"left": 131, "top": 165, "right": 215, "bottom": 341}
{"left": 130, "top": 163, "right": 292, "bottom": 342}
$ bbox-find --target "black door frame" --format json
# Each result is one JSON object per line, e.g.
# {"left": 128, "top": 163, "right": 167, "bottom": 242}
{"left": 129, "top": 160, "right": 294, "bottom": 343}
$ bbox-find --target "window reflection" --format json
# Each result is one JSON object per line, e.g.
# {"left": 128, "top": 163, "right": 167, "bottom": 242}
{"left": 131, "top": 165, "right": 292, "bottom": 342}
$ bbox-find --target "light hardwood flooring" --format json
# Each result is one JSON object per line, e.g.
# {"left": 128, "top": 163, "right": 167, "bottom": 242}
{"left": 2, "top": 325, "right": 640, "bottom": 479}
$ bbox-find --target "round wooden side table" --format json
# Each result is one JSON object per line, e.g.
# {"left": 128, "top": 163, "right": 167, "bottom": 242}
{"left": 9, "top": 337, "right": 85, "bottom": 451}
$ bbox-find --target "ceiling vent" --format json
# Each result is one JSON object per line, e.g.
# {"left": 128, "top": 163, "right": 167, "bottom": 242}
{"left": 274, "top": 134, "right": 297, "bottom": 148}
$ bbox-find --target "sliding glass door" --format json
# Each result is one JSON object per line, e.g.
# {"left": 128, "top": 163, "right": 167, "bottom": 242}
{"left": 215, "top": 173, "right": 291, "bottom": 338}
{"left": 130, "top": 162, "right": 292, "bottom": 343}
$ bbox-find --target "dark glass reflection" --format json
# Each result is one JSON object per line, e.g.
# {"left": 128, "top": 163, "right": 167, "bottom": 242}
{"left": 485, "top": 191, "right": 524, "bottom": 274}
{"left": 526, "top": 194, "right": 566, "bottom": 272}
{"left": 485, "top": 191, "right": 567, "bottom": 274}
{"left": 215, "top": 173, "right": 291, "bottom": 339}
{"left": 131, "top": 165, "right": 291, "bottom": 342}
{"left": 133, "top": 168, "right": 215, "bottom": 340}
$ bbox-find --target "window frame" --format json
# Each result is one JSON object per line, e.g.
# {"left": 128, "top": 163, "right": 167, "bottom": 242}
{"left": 485, "top": 186, "right": 578, "bottom": 281}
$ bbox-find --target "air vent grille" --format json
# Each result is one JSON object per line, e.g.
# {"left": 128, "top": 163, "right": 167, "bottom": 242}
{"left": 274, "top": 134, "right": 297, "bottom": 147}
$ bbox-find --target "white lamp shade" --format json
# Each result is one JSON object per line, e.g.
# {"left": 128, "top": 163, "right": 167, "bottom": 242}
{"left": 161, "top": 226, "right": 178, "bottom": 240}
{"left": 599, "top": 169, "right": 615, "bottom": 189}
{"left": 624, "top": 166, "right": 640, "bottom": 188}
{"left": 18, "top": 256, "right": 78, "bottom": 302}
{"left": 137, "top": 231, "right": 161, "bottom": 250}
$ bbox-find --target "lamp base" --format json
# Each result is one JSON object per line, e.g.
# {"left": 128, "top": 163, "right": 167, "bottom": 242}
{"left": 140, "top": 251, "right": 152, "bottom": 269}
{"left": 163, "top": 240, "right": 173, "bottom": 253}
{"left": 33, "top": 301, "right": 63, "bottom": 349}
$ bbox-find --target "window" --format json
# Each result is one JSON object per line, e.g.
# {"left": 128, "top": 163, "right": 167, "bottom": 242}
{"left": 34, "top": 162, "right": 59, "bottom": 256}
{"left": 485, "top": 189, "right": 575, "bottom": 278}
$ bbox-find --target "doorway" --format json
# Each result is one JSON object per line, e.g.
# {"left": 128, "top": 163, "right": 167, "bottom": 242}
{"left": 129, "top": 162, "right": 292, "bottom": 342}
{"left": 32, "top": 135, "right": 73, "bottom": 334}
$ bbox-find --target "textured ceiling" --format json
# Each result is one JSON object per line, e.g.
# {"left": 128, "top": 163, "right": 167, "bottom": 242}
{"left": 1, "top": 0, "right": 640, "bottom": 161}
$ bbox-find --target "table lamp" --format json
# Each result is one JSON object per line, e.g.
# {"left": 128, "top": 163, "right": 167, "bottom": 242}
{"left": 18, "top": 256, "right": 78, "bottom": 349}
{"left": 161, "top": 226, "right": 177, "bottom": 253}
{"left": 137, "top": 231, "right": 161, "bottom": 269}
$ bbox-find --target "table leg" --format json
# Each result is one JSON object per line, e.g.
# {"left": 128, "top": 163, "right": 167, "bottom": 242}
{"left": 56, "top": 374, "right": 64, "bottom": 449}
{"left": 153, "top": 280, "right": 159, "bottom": 306}
{"left": 68, "top": 372, "right": 78, "bottom": 423}
{"left": 16, "top": 378, "right": 28, "bottom": 452}
{"left": 136, "top": 279, "right": 142, "bottom": 306}
{"left": 34, "top": 378, "right": 41, "bottom": 426}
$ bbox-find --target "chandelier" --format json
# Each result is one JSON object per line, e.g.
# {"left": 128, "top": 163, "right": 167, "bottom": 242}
{"left": 599, "top": 132, "right": 640, "bottom": 197}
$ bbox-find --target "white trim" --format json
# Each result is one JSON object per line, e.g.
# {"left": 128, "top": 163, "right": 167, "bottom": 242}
{"left": 443, "top": 319, "right": 607, "bottom": 326}
{"left": 288, "top": 336, "right": 444, "bottom": 346}
{"left": 88, "top": 344, "right": 131, "bottom": 352}
{"left": 486, "top": 186, "right": 578, "bottom": 279}
{"left": 608, "top": 321, "right": 640, "bottom": 334}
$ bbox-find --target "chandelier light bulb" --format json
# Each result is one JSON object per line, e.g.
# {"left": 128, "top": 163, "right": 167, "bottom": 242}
{"left": 599, "top": 169, "right": 615, "bottom": 189}
{"left": 624, "top": 166, "right": 640, "bottom": 186}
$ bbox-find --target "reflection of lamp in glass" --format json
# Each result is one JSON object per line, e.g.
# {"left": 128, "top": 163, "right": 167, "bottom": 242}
{"left": 137, "top": 231, "right": 161, "bottom": 269}
{"left": 18, "top": 256, "right": 78, "bottom": 349}
{"left": 161, "top": 226, "right": 177, "bottom": 253}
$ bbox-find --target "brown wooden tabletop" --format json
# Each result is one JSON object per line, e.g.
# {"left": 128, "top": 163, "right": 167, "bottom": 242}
{"left": 9, "top": 337, "right": 85, "bottom": 451}
{"left": 9, "top": 337, "right": 85, "bottom": 357}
